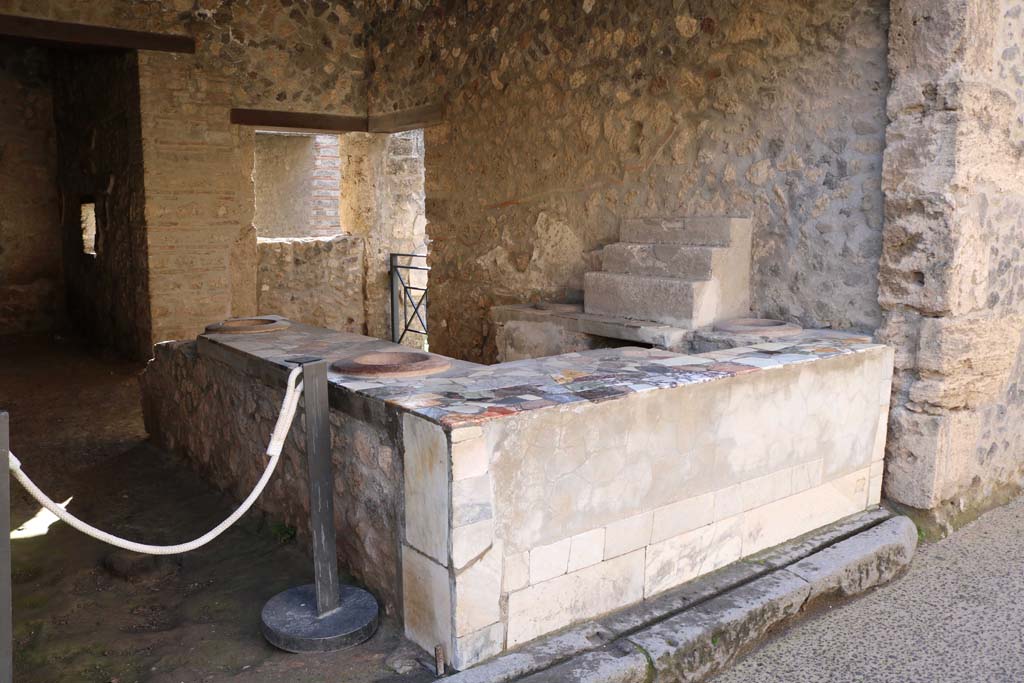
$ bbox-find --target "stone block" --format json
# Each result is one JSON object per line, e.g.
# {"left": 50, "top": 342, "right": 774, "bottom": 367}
{"left": 885, "top": 407, "right": 980, "bottom": 509}
{"left": 739, "top": 468, "right": 793, "bottom": 511}
{"left": 402, "top": 545, "right": 452, "bottom": 656}
{"left": 620, "top": 216, "right": 751, "bottom": 247}
{"left": 567, "top": 528, "right": 606, "bottom": 572}
{"left": 503, "top": 551, "right": 530, "bottom": 593}
{"left": 786, "top": 517, "right": 917, "bottom": 602}
{"left": 453, "top": 622, "right": 506, "bottom": 671}
{"left": 507, "top": 550, "right": 645, "bottom": 647}
{"left": 742, "top": 468, "right": 870, "bottom": 556}
{"left": 452, "top": 474, "right": 493, "bottom": 527}
{"left": 584, "top": 271, "right": 712, "bottom": 328}
{"left": 516, "top": 644, "right": 649, "bottom": 683}
{"left": 453, "top": 518, "right": 494, "bottom": 570}
{"left": 402, "top": 414, "right": 450, "bottom": 564}
{"left": 644, "top": 516, "right": 743, "bottom": 598}
{"left": 455, "top": 543, "right": 503, "bottom": 637}
{"left": 651, "top": 493, "right": 714, "bottom": 543}
{"left": 909, "top": 313, "right": 1023, "bottom": 409}
{"left": 626, "top": 570, "right": 810, "bottom": 680}
{"left": 791, "top": 459, "right": 823, "bottom": 493}
{"left": 745, "top": 507, "right": 893, "bottom": 570}
{"left": 601, "top": 242, "right": 717, "bottom": 280}
{"left": 604, "top": 512, "right": 653, "bottom": 559}
{"left": 530, "top": 538, "right": 571, "bottom": 584}
{"left": 452, "top": 433, "right": 489, "bottom": 481}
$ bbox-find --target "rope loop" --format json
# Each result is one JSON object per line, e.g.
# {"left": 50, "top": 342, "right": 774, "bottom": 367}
{"left": 7, "top": 366, "right": 303, "bottom": 556}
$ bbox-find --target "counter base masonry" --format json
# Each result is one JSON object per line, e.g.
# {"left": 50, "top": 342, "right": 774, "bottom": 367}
{"left": 141, "top": 319, "right": 893, "bottom": 670}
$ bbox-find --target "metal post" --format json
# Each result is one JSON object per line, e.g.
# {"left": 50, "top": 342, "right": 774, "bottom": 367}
{"left": 1, "top": 412, "right": 12, "bottom": 683}
{"left": 261, "top": 361, "right": 378, "bottom": 653}
{"left": 390, "top": 253, "right": 401, "bottom": 343}
{"left": 301, "top": 359, "right": 340, "bottom": 615}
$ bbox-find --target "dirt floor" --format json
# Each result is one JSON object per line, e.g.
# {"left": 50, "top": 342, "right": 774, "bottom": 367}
{"left": 2, "top": 334, "right": 434, "bottom": 683}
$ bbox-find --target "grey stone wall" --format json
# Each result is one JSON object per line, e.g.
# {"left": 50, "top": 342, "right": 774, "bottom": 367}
{"left": 51, "top": 50, "right": 151, "bottom": 358}
{"left": 0, "top": 44, "right": 62, "bottom": 334}
{"left": 878, "top": 0, "right": 1024, "bottom": 530}
{"left": 141, "top": 340, "right": 405, "bottom": 613}
{"left": 257, "top": 235, "right": 367, "bottom": 334}
{"left": 365, "top": 0, "right": 890, "bottom": 362}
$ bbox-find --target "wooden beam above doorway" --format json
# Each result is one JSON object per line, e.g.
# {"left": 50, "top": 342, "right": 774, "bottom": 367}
{"left": 0, "top": 14, "right": 196, "bottom": 53}
{"left": 230, "top": 102, "right": 445, "bottom": 135}
{"left": 229, "top": 108, "right": 370, "bottom": 134}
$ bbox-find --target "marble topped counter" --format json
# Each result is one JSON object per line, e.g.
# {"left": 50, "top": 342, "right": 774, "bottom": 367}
{"left": 198, "top": 318, "right": 883, "bottom": 430}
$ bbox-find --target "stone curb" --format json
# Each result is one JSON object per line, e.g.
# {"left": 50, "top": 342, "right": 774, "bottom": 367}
{"left": 445, "top": 510, "right": 916, "bottom": 683}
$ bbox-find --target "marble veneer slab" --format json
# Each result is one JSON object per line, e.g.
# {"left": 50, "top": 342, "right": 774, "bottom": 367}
{"left": 198, "top": 319, "right": 884, "bottom": 433}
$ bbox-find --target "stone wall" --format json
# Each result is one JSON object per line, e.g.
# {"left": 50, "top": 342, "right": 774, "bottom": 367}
{"left": 0, "top": 0, "right": 368, "bottom": 352}
{"left": 141, "top": 340, "right": 405, "bottom": 613}
{"left": 257, "top": 235, "right": 367, "bottom": 334}
{"left": 365, "top": 0, "right": 890, "bottom": 362}
{"left": 340, "top": 130, "right": 427, "bottom": 343}
{"left": 878, "top": 0, "right": 1024, "bottom": 531}
{"left": 0, "top": 44, "right": 62, "bottom": 334}
{"left": 253, "top": 133, "right": 343, "bottom": 239}
{"left": 51, "top": 50, "right": 151, "bottom": 358}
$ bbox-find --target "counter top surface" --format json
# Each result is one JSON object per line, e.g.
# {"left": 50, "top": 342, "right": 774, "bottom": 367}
{"left": 198, "top": 321, "right": 885, "bottom": 430}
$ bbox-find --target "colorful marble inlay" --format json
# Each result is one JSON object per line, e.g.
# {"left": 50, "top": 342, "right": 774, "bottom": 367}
{"left": 201, "top": 321, "right": 882, "bottom": 430}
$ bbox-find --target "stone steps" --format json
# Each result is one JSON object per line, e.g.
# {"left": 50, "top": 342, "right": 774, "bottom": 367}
{"left": 600, "top": 243, "right": 719, "bottom": 280}
{"left": 584, "top": 272, "right": 718, "bottom": 329}
{"left": 583, "top": 216, "right": 752, "bottom": 329}
{"left": 621, "top": 216, "right": 750, "bottom": 247}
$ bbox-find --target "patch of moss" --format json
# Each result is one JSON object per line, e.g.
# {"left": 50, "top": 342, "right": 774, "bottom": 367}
{"left": 269, "top": 521, "right": 297, "bottom": 544}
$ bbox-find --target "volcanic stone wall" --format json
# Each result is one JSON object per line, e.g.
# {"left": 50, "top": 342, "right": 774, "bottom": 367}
{"left": 0, "top": 43, "right": 61, "bottom": 334}
{"left": 365, "top": 0, "right": 891, "bottom": 362}
{"left": 878, "top": 0, "right": 1024, "bottom": 531}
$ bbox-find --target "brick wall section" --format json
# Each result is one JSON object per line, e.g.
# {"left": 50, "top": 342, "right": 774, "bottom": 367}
{"left": 312, "top": 134, "right": 342, "bottom": 233}
{"left": 0, "top": 44, "right": 62, "bottom": 334}
{"left": 365, "top": 0, "right": 890, "bottom": 362}
{"left": 878, "top": 0, "right": 1024, "bottom": 529}
{"left": 51, "top": 50, "right": 151, "bottom": 358}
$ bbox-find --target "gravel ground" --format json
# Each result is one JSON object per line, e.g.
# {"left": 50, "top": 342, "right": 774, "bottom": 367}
{"left": 713, "top": 495, "right": 1024, "bottom": 683}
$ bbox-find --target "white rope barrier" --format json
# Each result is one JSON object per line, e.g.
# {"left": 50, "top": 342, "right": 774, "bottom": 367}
{"left": 6, "top": 366, "right": 304, "bottom": 556}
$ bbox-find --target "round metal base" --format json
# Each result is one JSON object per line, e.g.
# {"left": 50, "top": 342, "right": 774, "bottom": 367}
{"left": 261, "top": 584, "right": 379, "bottom": 653}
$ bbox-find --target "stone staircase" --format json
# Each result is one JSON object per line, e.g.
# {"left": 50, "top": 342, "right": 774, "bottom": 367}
{"left": 584, "top": 216, "right": 752, "bottom": 329}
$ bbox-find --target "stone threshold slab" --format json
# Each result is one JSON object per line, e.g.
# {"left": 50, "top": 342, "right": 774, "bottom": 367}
{"left": 445, "top": 508, "right": 916, "bottom": 683}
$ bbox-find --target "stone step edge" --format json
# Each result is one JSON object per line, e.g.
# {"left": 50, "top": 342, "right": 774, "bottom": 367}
{"left": 584, "top": 271, "right": 707, "bottom": 286}
{"left": 445, "top": 508, "right": 916, "bottom": 683}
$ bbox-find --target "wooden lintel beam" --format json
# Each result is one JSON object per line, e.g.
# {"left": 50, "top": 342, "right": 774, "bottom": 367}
{"left": 230, "top": 102, "right": 445, "bottom": 135}
{"left": 0, "top": 14, "right": 195, "bottom": 53}
{"left": 368, "top": 102, "right": 446, "bottom": 133}
{"left": 230, "top": 108, "right": 369, "bottom": 134}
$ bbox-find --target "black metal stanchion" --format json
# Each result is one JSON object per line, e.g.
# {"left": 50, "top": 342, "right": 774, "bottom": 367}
{"left": 261, "top": 359, "right": 379, "bottom": 653}
{"left": 1, "top": 412, "right": 12, "bottom": 682}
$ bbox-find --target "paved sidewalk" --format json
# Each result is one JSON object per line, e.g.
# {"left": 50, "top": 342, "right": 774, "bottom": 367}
{"left": 712, "top": 495, "right": 1024, "bottom": 683}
